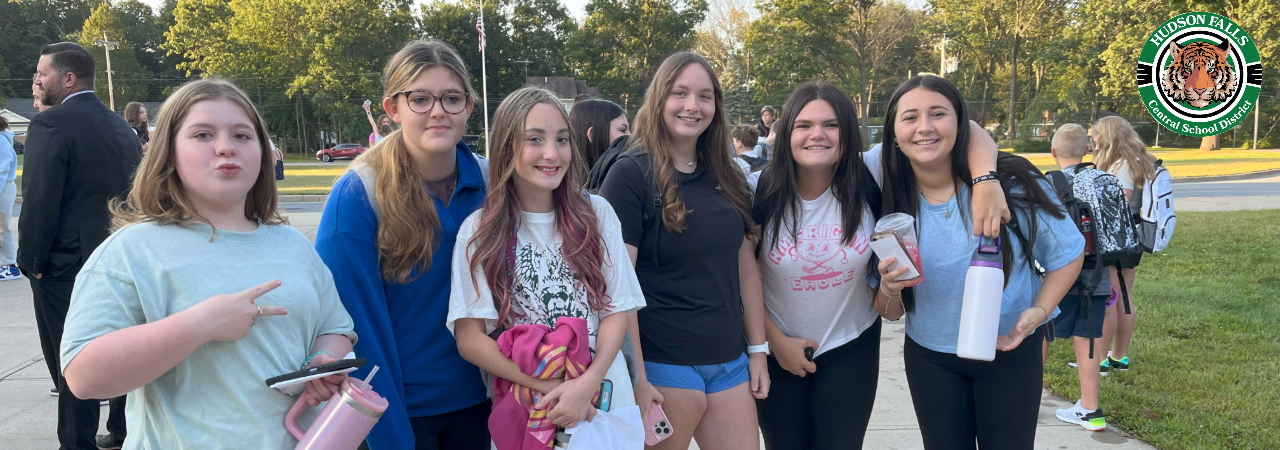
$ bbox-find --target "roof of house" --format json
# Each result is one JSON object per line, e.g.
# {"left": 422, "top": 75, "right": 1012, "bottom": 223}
{"left": 522, "top": 77, "right": 600, "bottom": 100}
{"left": 3, "top": 98, "right": 39, "bottom": 121}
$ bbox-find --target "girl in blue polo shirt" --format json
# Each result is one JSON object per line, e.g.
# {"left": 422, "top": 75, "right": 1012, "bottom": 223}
{"left": 314, "top": 40, "right": 492, "bottom": 450}
{"left": 874, "top": 75, "right": 1083, "bottom": 449}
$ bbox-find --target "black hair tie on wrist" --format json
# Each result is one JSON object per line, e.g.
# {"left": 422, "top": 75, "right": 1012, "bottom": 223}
{"left": 972, "top": 171, "right": 999, "bottom": 185}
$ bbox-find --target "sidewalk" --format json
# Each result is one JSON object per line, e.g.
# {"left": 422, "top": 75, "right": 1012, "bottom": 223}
{"left": 0, "top": 210, "right": 1157, "bottom": 449}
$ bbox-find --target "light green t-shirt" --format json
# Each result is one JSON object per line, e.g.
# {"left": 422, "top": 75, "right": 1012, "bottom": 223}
{"left": 61, "top": 221, "right": 357, "bottom": 450}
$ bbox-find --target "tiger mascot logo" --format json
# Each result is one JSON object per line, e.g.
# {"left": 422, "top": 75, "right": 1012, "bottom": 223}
{"left": 1160, "top": 40, "right": 1237, "bottom": 108}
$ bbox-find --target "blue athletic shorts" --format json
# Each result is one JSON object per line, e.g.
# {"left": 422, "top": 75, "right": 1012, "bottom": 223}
{"left": 1052, "top": 295, "right": 1108, "bottom": 339}
{"left": 644, "top": 353, "right": 750, "bottom": 394}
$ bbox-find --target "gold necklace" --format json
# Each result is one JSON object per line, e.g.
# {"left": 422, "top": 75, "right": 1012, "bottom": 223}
{"left": 921, "top": 189, "right": 956, "bottom": 218}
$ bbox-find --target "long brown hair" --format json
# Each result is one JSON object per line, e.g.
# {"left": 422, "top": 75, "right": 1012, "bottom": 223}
{"left": 467, "top": 88, "right": 610, "bottom": 326}
{"left": 110, "top": 79, "right": 284, "bottom": 234}
{"left": 1092, "top": 116, "right": 1156, "bottom": 185}
{"left": 354, "top": 39, "right": 476, "bottom": 283}
{"left": 628, "top": 51, "right": 757, "bottom": 237}
{"left": 124, "top": 102, "right": 146, "bottom": 128}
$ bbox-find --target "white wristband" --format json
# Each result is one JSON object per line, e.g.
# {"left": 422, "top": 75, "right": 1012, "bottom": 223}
{"left": 747, "top": 342, "right": 770, "bottom": 355}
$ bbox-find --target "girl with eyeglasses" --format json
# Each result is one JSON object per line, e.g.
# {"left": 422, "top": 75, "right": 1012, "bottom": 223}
{"left": 315, "top": 40, "right": 493, "bottom": 450}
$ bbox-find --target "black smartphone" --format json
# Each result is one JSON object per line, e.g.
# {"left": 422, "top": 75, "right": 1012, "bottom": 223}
{"left": 804, "top": 347, "right": 816, "bottom": 362}
{"left": 265, "top": 358, "right": 367, "bottom": 388}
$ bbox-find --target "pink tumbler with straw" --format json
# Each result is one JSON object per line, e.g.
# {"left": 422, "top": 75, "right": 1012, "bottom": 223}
{"left": 285, "top": 367, "right": 388, "bottom": 450}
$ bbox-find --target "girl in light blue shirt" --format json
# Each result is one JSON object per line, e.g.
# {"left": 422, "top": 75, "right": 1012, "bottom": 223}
{"left": 873, "top": 75, "right": 1083, "bottom": 449}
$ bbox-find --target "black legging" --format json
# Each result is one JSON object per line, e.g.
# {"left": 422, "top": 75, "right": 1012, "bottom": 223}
{"left": 757, "top": 318, "right": 882, "bottom": 449}
{"left": 904, "top": 326, "right": 1046, "bottom": 450}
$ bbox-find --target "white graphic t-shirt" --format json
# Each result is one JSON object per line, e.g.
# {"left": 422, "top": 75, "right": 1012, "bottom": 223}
{"left": 756, "top": 188, "right": 879, "bottom": 358}
{"left": 448, "top": 195, "right": 645, "bottom": 408}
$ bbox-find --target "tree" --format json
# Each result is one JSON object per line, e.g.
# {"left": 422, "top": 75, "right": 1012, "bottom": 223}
{"left": 568, "top": 0, "right": 708, "bottom": 108}
{"left": 419, "top": 0, "right": 522, "bottom": 136}
{"left": 694, "top": 0, "right": 752, "bottom": 122}
{"left": 0, "top": 0, "right": 103, "bottom": 98}
{"left": 79, "top": 2, "right": 152, "bottom": 109}
{"left": 745, "top": 0, "right": 856, "bottom": 106}
{"left": 509, "top": 0, "right": 578, "bottom": 78}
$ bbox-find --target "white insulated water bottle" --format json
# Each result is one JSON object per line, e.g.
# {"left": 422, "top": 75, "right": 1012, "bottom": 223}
{"left": 957, "top": 237, "right": 1004, "bottom": 361}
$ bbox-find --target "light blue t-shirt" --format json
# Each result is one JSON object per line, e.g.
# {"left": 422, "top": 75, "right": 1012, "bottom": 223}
{"left": 61, "top": 221, "right": 357, "bottom": 450}
{"left": 906, "top": 181, "right": 1084, "bottom": 354}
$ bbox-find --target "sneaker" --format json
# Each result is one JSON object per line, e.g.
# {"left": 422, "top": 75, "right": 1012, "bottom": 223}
{"left": 49, "top": 387, "right": 58, "bottom": 397}
{"left": 1099, "top": 356, "right": 1129, "bottom": 375}
{"left": 1056, "top": 400, "right": 1107, "bottom": 431}
{"left": 0, "top": 265, "right": 21, "bottom": 281}
{"left": 96, "top": 433, "right": 125, "bottom": 449}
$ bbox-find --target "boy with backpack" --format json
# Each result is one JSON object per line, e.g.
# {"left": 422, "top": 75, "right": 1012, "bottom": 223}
{"left": 732, "top": 124, "right": 769, "bottom": 175}
{"left": 1042, "top": 124, "right": 1143, "bottom": 431}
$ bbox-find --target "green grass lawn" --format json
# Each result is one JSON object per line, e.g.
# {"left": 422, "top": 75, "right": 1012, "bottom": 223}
{"left": 1043, "top": 209, "right": 1279, "bottom": 450}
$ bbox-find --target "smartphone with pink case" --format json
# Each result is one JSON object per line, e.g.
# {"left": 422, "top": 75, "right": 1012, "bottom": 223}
{"left": 645, "top": 402, "right": 674, "bottom": 446}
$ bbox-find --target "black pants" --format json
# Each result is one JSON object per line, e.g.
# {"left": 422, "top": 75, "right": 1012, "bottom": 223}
{"left": 757, "top": 318, "right": 882, "bottom": 450}
{"left": 32, "top": 275, "right": 122, "bottom": 450}
{"left": 408, "top": 399, "right": 492, "bottom": 450}
{"left": 904, "top": 326, "right": 1045, "bottom": 450}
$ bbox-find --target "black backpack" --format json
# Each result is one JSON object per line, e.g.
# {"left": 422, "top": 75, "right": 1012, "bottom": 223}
{"left": 736, "top": 153, "right": 769, "bottom": 172}
{"left": 586, "top": 135, "right": 630, "bottom": 192}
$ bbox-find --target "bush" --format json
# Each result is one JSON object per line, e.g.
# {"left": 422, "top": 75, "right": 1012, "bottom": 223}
{"left": 1013, "top": 139, "right": 1052, "bottom": 153}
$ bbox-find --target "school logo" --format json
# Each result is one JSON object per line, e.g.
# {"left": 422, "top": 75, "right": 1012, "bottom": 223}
{"left": 1137, "top": 13, "right": 1262, "bottom": 137}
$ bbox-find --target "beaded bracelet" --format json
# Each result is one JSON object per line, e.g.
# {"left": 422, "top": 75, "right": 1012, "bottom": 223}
{"left": 301, "top": 350, "right": 333, "bottom": 369}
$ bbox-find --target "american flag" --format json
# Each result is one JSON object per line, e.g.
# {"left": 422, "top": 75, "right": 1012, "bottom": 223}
{"left": 476, "top": 15, "right": 486, "bottom": 53}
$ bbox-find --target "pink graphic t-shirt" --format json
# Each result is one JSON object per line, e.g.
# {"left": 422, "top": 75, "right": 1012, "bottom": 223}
{"left": 756, "top": 188, "right": 879, "bottom": 357}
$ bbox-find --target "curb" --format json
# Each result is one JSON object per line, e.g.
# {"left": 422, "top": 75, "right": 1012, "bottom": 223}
{"left": 1172, "top": 168, "right": 1280, "bottom": 183}
{"left": 11, "top": 170, "right": 1276, "bottom": 205}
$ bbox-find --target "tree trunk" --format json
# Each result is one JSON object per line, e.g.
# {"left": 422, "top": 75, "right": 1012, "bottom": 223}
{"left": 1199, "top": 135, "right": 1221, "bottom": 151}
{"left": 979, "top": 59, "right": 994, "bottom": 127}
{"left": 858, "top": 52, "right": 869, "bottom": 148}
{"left": 1007, "top": 33, "right": 1019, "bottom": 140}
{"left": 1090, "top": 91, "right": 1100, "bottom": 124}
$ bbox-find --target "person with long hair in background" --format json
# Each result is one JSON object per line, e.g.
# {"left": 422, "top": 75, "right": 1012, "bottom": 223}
{"left": 1088, "top": 116, "right": 1157, "bottom": 375}
{"left": 315, "top": 40, "right": 493, "bottom": 450}
{"left": 124, "top": 101, "right": 150, "bottom": 155}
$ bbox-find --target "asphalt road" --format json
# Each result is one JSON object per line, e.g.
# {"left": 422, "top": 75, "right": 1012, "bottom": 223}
{"left": 1174, "top": 176, "right": 1279, "bottom": 198}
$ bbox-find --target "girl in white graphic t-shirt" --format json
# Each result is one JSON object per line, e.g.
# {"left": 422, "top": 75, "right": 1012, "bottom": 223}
{"left": 749, "top": 81, "right": 1005, "bottom": 448}
{"left": 448, "top": 87, "right": 646, "bottom": 434}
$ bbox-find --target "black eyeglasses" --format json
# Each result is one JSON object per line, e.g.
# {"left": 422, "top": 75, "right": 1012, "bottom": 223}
{"left": 394, "top": 90, "right": 470, "bottom": 115}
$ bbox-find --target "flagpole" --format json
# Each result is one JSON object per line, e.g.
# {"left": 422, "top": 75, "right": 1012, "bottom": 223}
{"left": 479, "top": 3, "right": 491, "bottom": 158}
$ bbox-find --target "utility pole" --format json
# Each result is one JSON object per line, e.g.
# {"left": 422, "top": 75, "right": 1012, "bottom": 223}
{"left": 93, "top": 32, "right": 119, "bottom": 111}
{"left": 515, "top": 60, "right": 533, "bottom": 81}
{"left": 1253, "top": 103, "right": 1260, "bottom": 150}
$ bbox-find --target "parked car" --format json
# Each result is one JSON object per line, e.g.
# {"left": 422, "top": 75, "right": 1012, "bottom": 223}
{"left": 315, "top": 143, "right": 365, "bottom": 162}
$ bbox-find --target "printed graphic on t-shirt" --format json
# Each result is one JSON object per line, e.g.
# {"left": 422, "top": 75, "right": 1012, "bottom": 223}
{"left": 511, "top": 242, "right": 598, "bottom": 337}
{"left": 767, "top": 223, "right": 870, "bottom": 291}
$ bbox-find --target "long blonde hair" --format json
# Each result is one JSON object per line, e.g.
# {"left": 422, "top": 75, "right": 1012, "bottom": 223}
{"left": 628, "top": 51, "right": 757, "bottom": 237}
{"left": 1092, "top": 116, "right": 1156, "bottom": 185}
{"left": 110, "top": 79, "right": 284, "bottom": 233}
{"left": 355, "top": 39, "right": 476, "bottom": 283}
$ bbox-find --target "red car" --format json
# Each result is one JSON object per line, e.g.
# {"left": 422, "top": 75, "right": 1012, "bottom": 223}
{"left": 316, "top": 143, "right": 365, "bottom": 162}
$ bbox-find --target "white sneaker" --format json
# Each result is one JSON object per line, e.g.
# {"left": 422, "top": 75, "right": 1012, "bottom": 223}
{"left": 1056, "top": 400, "right": 1107, "bottom": 431}
{"left": 0, "top": 265, "right": 21, "bottom": 281}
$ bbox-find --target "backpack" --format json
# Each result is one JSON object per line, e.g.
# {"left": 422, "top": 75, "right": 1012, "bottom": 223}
{"left": 1044, "top": 164, "right": 1144, "bottom": 353}
{"left": 736, "top": 153, "right": 769, "bottom": 172}
{"left": 1048, "top": 164, "right": 1143, "bottom": 265}
{"left": 1136, "top": 159, "right": 1175, "bottom": 253}
{"left": 586, "top": 135, "right": 630, "bottom": 192}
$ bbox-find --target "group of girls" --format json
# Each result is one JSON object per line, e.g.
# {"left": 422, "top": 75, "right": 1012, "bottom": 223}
{"left": 57, "top": 36, "right": 1086, "bottom": 450}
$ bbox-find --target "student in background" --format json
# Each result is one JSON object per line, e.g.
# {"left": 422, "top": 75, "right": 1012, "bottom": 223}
{"left": 1089, "top": 116, "right": 1157, "bottom": 375}
{"left": 1044, "top": 123, "right": 1115, "bottom": 432}
{"left": 124, "top": 101, "right": 150, "bottom": 155}
{"left": 570, "top": 98, "right": 630, "bottom": 180}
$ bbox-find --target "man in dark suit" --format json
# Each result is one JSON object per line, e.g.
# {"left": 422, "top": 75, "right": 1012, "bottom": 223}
{"left": 21, "top": 42, "right": 141, "bottom": 450}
